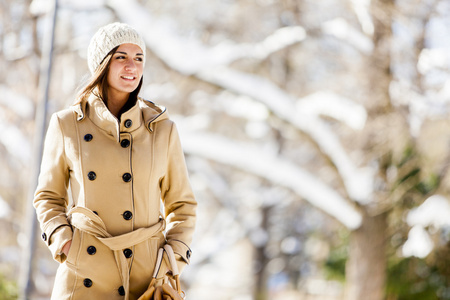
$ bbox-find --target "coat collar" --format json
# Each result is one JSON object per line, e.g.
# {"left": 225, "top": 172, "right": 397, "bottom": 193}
{"left": 72, "top": 94, "right": 167, "bottom": 143}
{"left": 139, "top": 98, "right": 167, "bottom": 132}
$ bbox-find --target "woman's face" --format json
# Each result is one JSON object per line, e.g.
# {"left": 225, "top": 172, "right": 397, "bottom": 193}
{"left": 107, "top": 43, "right": 144, "bottom": 102}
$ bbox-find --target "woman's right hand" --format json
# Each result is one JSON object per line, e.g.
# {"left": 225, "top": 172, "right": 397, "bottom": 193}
{"left": 62, "top": 240, "right": 72, "bottom": 256}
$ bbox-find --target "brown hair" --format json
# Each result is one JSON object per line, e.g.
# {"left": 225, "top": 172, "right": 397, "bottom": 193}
{"left": 75, "top": 46, "right": 143, "bottom": 108}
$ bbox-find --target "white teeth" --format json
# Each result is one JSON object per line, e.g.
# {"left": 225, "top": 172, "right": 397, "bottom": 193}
{"left": 122, "top": 76, "right": 134, "bottom": 80}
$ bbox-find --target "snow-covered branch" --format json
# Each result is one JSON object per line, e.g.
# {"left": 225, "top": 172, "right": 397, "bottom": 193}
{"left": 322, "top": 18, "right": 373, "bottom": 55}
{"left": 0, "top": 86, "right": 33, "bottom": 163}
{"left": 109, "top": 0, "right": 373, "bottom": 206}
{"left": 0, "top": 195, "right": 12, "bottom": 220}
{"left": 178, "top": 129, "right": 362, "bottom": 230}
{"left": 0, "top": 116, "right": 31, "bottom": 164}
{"left": 350, "top": 0, "right": 374, "bottom": 36}
{"left": 198, "top": 68, "right": 373, "bottom": 204}
{"left": 0, "top": 85, "right": 34, "bottom": 119}
{"left": 296, "top": 91, "right": 367, "bottom": 130}
{"left": 108, "top": 0, "right": 306, "bottom": 75}
{"left": 402, "top": 195, "right": 450, "bottom": 258}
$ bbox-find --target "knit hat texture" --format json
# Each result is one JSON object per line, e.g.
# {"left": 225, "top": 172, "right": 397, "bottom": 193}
{"left": 87, "top": 22, "right": 146, "bottom": 74}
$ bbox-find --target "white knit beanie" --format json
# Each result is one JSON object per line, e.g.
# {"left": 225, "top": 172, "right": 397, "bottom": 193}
{"left": 87, "top": 22, "right": 146, "bottom": 74}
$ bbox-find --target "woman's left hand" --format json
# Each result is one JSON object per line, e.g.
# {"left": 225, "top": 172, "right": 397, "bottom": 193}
{"left": 62, "top": 240, "right": 72, "bottom": 256}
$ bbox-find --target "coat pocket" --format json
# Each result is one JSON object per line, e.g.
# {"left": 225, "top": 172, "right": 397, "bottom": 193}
{"left": 65, "top": 228, "right": 81, "bottom": 267}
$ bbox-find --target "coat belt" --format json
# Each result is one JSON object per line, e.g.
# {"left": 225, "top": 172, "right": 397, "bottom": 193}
{"left": 67, "top": 206, "right": 166, "bottom": 300}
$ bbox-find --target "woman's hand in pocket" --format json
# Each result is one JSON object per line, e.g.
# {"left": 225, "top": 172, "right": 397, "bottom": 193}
{"left": 62, "top": 240, "right": 72, "bottom": 256}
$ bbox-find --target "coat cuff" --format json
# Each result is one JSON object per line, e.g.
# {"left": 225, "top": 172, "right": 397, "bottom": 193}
{"left": 166, "top": 239, "right": 192, "bottom": 273}
{"left": 47, "top": 225, "right": 73, "bottom": 263}
{"left": 41, "top": 216, "right": 70, "bottom": 245}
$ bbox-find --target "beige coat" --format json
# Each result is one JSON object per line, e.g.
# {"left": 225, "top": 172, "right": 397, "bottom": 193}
{"left": 34, "top": 94, "right": 197, "bottom": 300}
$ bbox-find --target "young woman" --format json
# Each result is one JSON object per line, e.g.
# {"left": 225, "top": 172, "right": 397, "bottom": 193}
{"left": 33, "top": 22, "right": 197, "bottom": 300}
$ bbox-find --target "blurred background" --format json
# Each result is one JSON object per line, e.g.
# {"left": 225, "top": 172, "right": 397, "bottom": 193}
{"left": 0, "top": 0, "right": 449, "bottom": 299}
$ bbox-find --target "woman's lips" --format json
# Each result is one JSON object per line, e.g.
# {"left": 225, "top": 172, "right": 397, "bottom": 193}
{"left": 121, "top": 75, "right": 136, "bottom": 80}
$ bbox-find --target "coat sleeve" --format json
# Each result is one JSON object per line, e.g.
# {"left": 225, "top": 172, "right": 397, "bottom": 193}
{"left": 160, "top": 122, "right": 197, "bottom": 272}
{"left": 33, "top": 113, "right": 73, "bottom": 263}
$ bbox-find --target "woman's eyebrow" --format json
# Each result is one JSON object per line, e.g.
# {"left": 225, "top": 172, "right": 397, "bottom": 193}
{"left": 115, "top": 51, "right": 144, "bottom": 56}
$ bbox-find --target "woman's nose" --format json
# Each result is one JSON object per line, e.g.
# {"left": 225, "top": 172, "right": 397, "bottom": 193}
{"left": 124, "top": 58, "right": 136, "bottom": 70}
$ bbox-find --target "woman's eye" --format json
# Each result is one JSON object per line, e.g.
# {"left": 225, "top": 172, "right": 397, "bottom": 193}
{"left": 115, "top": 56, "right": 125, "bottom": 60}
{"left": 135, "top": 57, "right": 143, "bottom": 62}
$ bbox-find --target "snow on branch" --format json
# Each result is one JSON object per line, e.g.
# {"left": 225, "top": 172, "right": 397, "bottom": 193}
{"left": 0, "top": 114, "right": 31, "bottom": 163}
{"left": 350, "top": 0, "right": 374, "bottom": 36}
{"left": 0, "top": 85, "right": 34, "bottom": 119}
{"left": 0, "top": 194, "right": 12, "bottom": 220}
{"left": 107, "top": 0, "right": 306, "bottom": 74}
{"left": 252, "top": 26, "right": 306, "bottom": 60}
{"left": 406, "top": 195, "right": 450, "bottom": 229}
{"left": 109, "top": 0, "right": 373, "bottom": 206}
{"left": 322, "top": 18, "right": 373, "bottom": 55}
{"left": 0, "top": 86, "right": 33, "bottom": 163}
{"left": 402, "top": 195, "right": 450, "bottom": 258}
{"left": 178, "top": 129, "right": 362, "bottom": 230}
{"left": 296, "top": 91, "right": 367, "bottom": 130}
{"left": 198, "top": 68, "right": 373, "bottom": 204}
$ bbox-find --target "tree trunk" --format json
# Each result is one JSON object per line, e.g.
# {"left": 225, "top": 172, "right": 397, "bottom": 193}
{"left": 344, "top": 1, "right": 393, "bottom": 298}
{"left": 345, "top": 211, "right": 387, "bottom": 300}
{"left": 254, "top": 206, "right": 271, "bottom": 300}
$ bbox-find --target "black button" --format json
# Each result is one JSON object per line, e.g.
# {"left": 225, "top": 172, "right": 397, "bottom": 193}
{"left": 120, "top": 139, "right": 130, "bottom": 148}
{"left": 118, "top": 286, "right": 125, "bottom": 296}
{"left": 123, "top": 211, "right": 133, "bottom": 220}
{"left": 41, "top": 233, "right": 47, "bottom": 241}
{"left": 88, "top": 171, "right": 96, "bottom": 181}
{"left": 84, "top": 134, "right": 93, "bottom": 142}
{"left": 186, "top": 249, "right": 192, "bottom": 259}
{"left": 124, "top": 119, "right": 132, "bottom": 128}
{"left": 122, "top": 173, "right": 132, "bottom": 182}
{"left": 123, "top": 248, "right": 133, "bottom": 258}
{"left": 87, "top": 246, "right": 96, "bottom": 255}
{"left": 84, "top": 278, "right": 93, "bottom": 288}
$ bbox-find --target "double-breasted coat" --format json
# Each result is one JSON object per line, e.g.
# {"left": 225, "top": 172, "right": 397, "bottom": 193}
{"left": 33, "top": 94, "right": 197, "bottom": 300}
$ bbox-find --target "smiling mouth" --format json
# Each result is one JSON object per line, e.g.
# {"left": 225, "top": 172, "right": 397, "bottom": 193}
{"left": 121, "top": 76, "right": 135, "bottom": 80}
